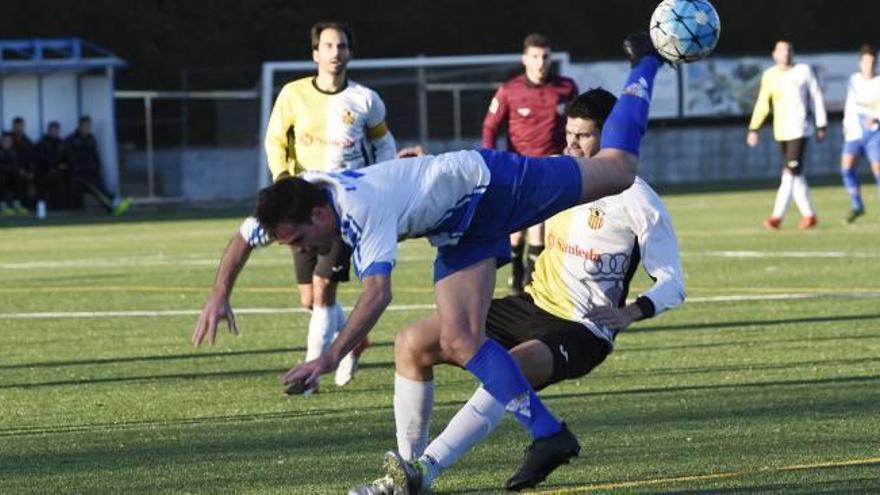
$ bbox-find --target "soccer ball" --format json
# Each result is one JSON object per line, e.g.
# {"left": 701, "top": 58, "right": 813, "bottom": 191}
{"left": 649, "top": 0, "right": 721, "bottom": 63}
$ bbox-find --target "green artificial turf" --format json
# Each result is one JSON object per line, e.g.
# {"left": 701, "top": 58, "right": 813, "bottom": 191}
{"left": 1, "top": 184, "right": 878, "bottom": 494}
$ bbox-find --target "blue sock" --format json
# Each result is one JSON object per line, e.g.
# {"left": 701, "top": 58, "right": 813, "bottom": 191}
{"left": 841, "top": 167, "right": 864, "bottom": 211}
{"left": 465, "top": 339, "right": 561, "bottom": 440}
{"left": 599, "top": 54, "right": 662, "bottom": 157}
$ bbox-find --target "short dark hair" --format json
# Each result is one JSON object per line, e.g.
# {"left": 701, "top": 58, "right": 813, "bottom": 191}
{"left": 48, "top": 121, "right": 60, "bottom": 129}
{"left": 311, "top": 21, "right": 354, "bottom": 50}
{"left": 523, "top": 33, "right": 551, "bottom": 52}
{"left": 12, "top": 116, "right": 24, "bottom": 125}
{"left": 775, "top": 39, "right": 793, "bottom": 49}
{"left": 79, "top": 115, "right": 91, "bottom": 124}
{"left": 859, "top": 43, "right": 877, "bottom": 58}
{"left": 565, "top": 88, "right": 617, "bottom": 129}
{"left": 255, "top": 177, "right": 328, "bottom": 235}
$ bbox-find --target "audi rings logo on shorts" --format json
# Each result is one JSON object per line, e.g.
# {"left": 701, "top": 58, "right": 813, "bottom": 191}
{"left": 582, "top": 252, "right": 630, "bottom": 279}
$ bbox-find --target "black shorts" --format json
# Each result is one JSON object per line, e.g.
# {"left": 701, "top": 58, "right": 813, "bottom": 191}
{"left": 292, "top": 237, "right": 352, "bottom": 284}
{"left": 778, "top": 138, "right": 807, "bottom": 175}
{"left": 485, "top": 293, "right": 611, "bottom": 389}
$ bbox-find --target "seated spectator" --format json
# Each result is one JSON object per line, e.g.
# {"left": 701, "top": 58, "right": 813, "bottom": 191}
{"left": 0, "top": 131, "right": 30, "bottom": 215}
{"left": 11, "top": 116, "right": 34, "bottom": 176}
{"left": 66, "top": 116, "right": 131, "bottom": 216}
{"left": 34, "top": 121, "right": 73, "bottom": 216}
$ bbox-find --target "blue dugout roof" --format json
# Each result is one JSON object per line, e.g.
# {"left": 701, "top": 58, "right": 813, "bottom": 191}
{"left": 0, "top": 38, "right": 125, "bottom": 74}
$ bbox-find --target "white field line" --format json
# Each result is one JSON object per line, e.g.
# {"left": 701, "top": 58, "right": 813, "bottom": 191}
{"left": 692, "top": 250, "right": 880, "bottom": 259}
{"left": 2, "top": 291, "right": 879, "bottom": 320}
{"left": 532, "top": 456, "right": 880, "bottom": 494}
{"left": 0, "top": 255, "right": 433, "bottom": 270}
{"left": 2, "top": 249, "right": 880, "bottom": 271}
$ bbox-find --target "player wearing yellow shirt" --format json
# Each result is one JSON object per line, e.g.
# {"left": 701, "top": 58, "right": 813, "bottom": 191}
{"left": 349, "top": 88, "right": 685, "bottom": 495}
{"left": 264, "top": 22, "right": 396, "bottom": 392}
{"left": 747, "top": 40, "right": 827, "bottom": 230}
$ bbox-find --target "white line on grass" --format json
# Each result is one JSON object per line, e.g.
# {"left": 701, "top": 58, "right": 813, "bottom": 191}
{"left": 2, "top": 292, "right": 878, "bottom": 319}
{"left": 3, "top": 250, "right": 879, "bottom": 271}
{"left": 532, "top": 455, "right": 880, "bottom": 494}
{"left": 693, "top": 250, "right": 880, "bottom": 259}
{"left": 0, "top": 255, "right": 433, "bottom": 270}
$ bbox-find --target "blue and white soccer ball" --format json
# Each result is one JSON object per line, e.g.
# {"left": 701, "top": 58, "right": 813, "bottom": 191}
{"left": 649, "top": 0, "right": 720, "bottom": 63}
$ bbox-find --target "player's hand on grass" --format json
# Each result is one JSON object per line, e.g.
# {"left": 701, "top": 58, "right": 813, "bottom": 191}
{"left": 282, "top": 353, "right": 335, "bottom": 391}
{"left": 192, "top": 293, "right": 239, "bottom": 347}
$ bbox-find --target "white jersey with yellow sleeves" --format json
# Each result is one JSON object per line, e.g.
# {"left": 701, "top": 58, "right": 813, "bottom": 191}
{"left": 527, "top": 177, "right": 685, "bottom": 345}
{"left": 264, "top": 77, "right": 396, "bottom": 180}
{"left": 748, "top": 63, "right": 827, "bottom": 141}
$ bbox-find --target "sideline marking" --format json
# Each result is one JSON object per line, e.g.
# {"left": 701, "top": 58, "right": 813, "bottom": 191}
{"left": 1, "top": 285, "right": 878, "bottom": 295}
{"left": 0, "top": 255, "right": 432, "bottom": 270}
{"left": 2, "top": 249, "right": 877, "bottom": 271}
{"left": 1, "top": 292, "right": 879, "bottom": 319}
{"left": 532, "top": 456, "right": 880, "bottom": 494}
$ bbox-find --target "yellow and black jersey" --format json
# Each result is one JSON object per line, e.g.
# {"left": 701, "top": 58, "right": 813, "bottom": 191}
{"left": 264, "top": 77, "right": 396, "bottom": 180}
{"left": 527, "top": 177, "right": 685, "bottom": 345}
{"left": 749, "top": 64, "right": 827, "bottom": 141}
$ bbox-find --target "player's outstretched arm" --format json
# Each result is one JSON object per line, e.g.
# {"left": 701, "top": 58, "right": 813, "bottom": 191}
{"left": 281, "top": 273, "right": 392, "bottom": 387}
{"left": 192, "top": 233, "right": 252, "bottom": 347}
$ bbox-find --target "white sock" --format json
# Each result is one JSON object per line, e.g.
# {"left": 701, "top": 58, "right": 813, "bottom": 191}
{"left": 305, "top": 306, "right": 334, "bottom": 361}
{"left": 421, "top": 386, "right": 505, "bottom": 485}
{"left": 394, "top": 373, "right": 434, "bottom": 460}
{"left": 771, "top": 173, "right": 794, "bottom": 219}
{"left": 791, "top": 175, "right": 816, "bottom": 217}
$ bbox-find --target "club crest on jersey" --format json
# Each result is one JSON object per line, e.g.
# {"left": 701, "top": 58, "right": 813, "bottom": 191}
{"left": 517, "top": 107, "right": 531, "bottom": 117}
{"left": 342, "top": 109, "right": 355, "bottom": 126}
{"left": 588, "top": 207, "right": 605, "bottom": 230}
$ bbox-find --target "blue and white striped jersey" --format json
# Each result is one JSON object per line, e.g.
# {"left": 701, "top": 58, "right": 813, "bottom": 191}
{"left": 240, "top": 150, "right": 491, "bottom": 279}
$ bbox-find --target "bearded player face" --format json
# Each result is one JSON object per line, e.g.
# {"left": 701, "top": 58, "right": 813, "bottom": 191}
{"left": 313, "top": 28, "right": 352, "bottom": 77}
{"left": 564, "top": 117, "right": 601, "bottom": 158}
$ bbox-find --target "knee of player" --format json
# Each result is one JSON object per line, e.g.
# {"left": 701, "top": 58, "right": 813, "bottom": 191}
{"left": 394, "top": 328, "right": 418, "bottom": 359}
{"left": 298, "top": 293, "right": 313, "bottom": 310}
{"left": 438, "top": 331, "right": 481, "bottom": 366}
{"left": 394, "top": 330, "right": 429, "bottom": 368}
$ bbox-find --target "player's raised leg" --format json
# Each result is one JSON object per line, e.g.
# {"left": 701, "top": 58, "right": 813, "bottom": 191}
{"left": 570, "top": 33, "right": 662, "bottom": 205}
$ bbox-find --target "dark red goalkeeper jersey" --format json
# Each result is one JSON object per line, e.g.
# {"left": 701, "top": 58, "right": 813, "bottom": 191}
{"left": 482, "top": 74, "right": 578, "bottom": 156}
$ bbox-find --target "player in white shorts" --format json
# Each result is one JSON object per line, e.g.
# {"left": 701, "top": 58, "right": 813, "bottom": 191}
{"left": 349, "top": 88, "right": 685, "bottom": 494}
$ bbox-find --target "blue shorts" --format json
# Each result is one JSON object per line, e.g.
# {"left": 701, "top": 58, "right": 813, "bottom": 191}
{"left": 842, "top": 131, "right": 880, "bottom": 163}
{"left": 434, "top": 149, "right": 582, "bottom": 282}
